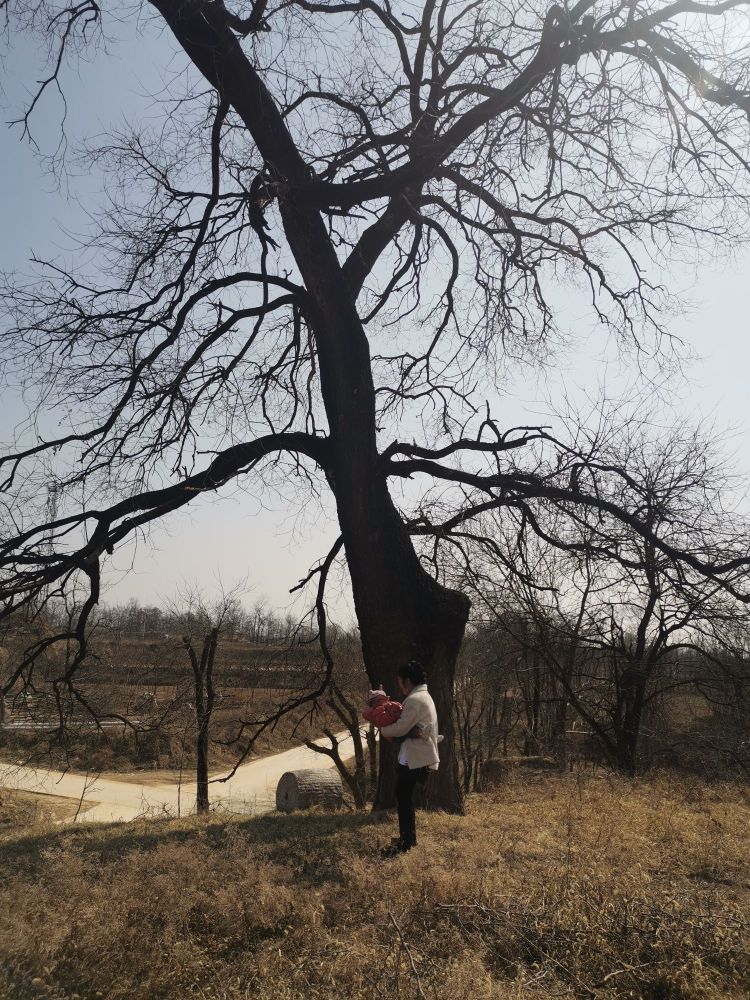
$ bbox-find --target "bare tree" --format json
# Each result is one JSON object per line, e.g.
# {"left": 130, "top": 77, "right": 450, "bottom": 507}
{"left": 692, "top": 632, "right": 750, "bottom": 775}
{"left": 5, "top": 0, "right": 750, "bottom": 809}
{"left": 453, "top": 629, "right": 519, "bottom": 791}
{"left": 169, "top": 583, "right": 245, "bottom": 813}
{"left": 454, "top": 413, "right": 750, "bottom": 773}
{"left": 304, "top": 630, "right": 371, "bottom": 808}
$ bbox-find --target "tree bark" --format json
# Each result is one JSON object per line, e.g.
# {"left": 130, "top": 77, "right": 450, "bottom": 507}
{"left": 196, "top": 713, "right": 209, "bottom": 814}
{"left": 614, "top": 663, "right": 647, "bottom": 776}
{"left": 185, "top": 626, "right": 218, "bottom": 815}
{"left": 552, "top": 694, "right": 568, "bottom": 771}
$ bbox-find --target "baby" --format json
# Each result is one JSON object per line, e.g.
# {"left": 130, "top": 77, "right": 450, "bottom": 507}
{"left": 362, "top": 688, "right": 403, "bottom": 727}
{"left": 362, "top": 689, "right": 422, "bottom": 741}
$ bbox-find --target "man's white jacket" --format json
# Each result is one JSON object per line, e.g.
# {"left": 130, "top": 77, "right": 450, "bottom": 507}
{"left": 379, "top": 684, "right": 441, "bottom": 770}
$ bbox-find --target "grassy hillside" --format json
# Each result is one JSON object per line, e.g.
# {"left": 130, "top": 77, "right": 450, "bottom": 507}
{"left": 1, "top": 771, "right": 749, "bottom": 999}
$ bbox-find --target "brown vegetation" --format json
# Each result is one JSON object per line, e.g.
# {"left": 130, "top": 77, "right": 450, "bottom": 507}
{"left": 0, "top": 789, "right": 79, "bottom": 831}
{"left": 0, "top": 683, "right": 338, "bottom": 776}
{"left": 0, "top": 625, "right": 343, "bottom": 776}
{"left": 1, "top": 771, "right": 748, "bottom": 999}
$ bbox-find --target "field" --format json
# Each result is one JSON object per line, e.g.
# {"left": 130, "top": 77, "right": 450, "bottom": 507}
{"left": 1, "top": 768, "right": 748, "bottom": 999}
{"left": 0, "top": 635, "right": 343, "bottom": 775}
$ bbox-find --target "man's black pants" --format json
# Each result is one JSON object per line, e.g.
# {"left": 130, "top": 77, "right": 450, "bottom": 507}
{"left": 396, "top": 763, "right": 427, "bottom": 850}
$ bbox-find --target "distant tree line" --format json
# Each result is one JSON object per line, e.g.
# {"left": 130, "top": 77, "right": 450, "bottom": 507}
{"left": 27, "top": 595, "right": 317, "bottom": 648}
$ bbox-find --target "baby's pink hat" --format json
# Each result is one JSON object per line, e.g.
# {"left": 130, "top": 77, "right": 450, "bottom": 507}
{"left": 367, "top": 689, "right": 388, "bottom": 703}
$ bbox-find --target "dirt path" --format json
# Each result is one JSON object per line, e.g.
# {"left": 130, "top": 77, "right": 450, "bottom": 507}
{"left": 0, "top": 731, "right": 356, "bottom": 823}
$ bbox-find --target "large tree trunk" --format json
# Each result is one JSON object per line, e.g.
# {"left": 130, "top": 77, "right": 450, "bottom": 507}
{"left": 553, "top": 696, "right": 568, "bottom": 770}
{"left": 283, "top": 224, "right": 471, "bottom": 809}
{"left": 154, "top": 0, "right": 471, "bottom": 811}
{"left": 339, "top": 481, "right": 469, "bottom": 812}
{"left": 185, "top": 627, "right": 217, "bottom": 815}
{"left": 615, "top": 664, "right": 647, "bottom": 777}
{"left": 266, "top": 93, "right": 471, "bottom": 811}
{"left": 367, "top": 581, "right": 469, "bottom": 813}
{"left": 196, "top": 713, "right": 210, "bottom": 814}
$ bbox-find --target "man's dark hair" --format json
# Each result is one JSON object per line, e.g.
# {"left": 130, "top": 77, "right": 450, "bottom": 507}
{"left": 397, "top": 659, "right": 427, "bottom": 686}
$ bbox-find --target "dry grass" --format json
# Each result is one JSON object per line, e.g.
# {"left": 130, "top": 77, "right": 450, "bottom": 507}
{"left": 0, "top": 788, "right": 79, "bottom": 831}
{"left": 1, "top": 770, "right": 749, "bottom": 999}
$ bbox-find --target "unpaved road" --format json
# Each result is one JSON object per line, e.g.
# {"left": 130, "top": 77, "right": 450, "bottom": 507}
{"left": 0, "top": 731, "right": 355, "bottom": 823}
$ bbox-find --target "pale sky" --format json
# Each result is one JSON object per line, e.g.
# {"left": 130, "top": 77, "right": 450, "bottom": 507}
{"left": 1, "top": 13, "right": 749, "bottom": 621}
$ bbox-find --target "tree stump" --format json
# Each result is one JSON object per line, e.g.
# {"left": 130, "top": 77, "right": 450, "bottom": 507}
{"left": 275, "top": 769, "right": 344, "bottom": 813}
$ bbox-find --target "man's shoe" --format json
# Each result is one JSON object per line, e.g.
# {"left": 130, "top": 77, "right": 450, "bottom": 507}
{"left": 380, "top": 843, "right": 402, "bottom": 858}
{"left": 380, "top": 839, "right": 413, "bottom": 858}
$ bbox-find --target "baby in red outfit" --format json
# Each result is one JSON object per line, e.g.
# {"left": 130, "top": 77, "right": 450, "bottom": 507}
{"left": 362, "top": 688, "right": 403, "bottom": 727}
